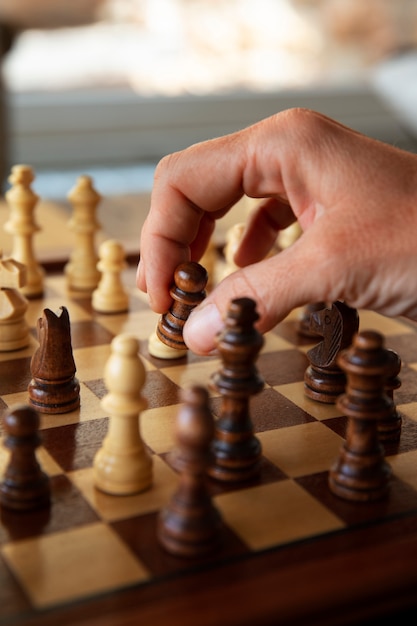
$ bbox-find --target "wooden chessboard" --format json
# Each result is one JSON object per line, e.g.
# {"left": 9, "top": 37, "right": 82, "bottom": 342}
{"left": 1, "top": 266, "right": 417, "bottom": 626}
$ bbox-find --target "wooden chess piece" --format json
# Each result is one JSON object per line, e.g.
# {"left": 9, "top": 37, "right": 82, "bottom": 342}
{"left": 219, "top": 222, "right": 246, "bottom": 281}
{"left": 4, "top": 164, "right": 44, "bottom": 298}
{"left": 328, "top": 330, "right": 393, "bottom": 502}
{"left": 94, "top": 334, "right": 152, "bottom": 495}
{"left": 155, "top": 261, "right": 208, "bottom": 351}
{"left": 28, "top": 307, "right": 80, "bottom": 414}
{"left": 0, "top": 254, "right": 30, "bottom": 351}
{"left": 92, "top": 239, "right": 129, "bottom": 313}
{"left": 277, "top": 220, "right": 302, "bottom": 249}
{"left": 148, "top": 328, "right": 188, "bottom": 360}
{"left": 64, "top": 174, "right": 101, "bottom": 291}
{"left": 208, "top": 297, "right": 264, "bottom": 482}
{"left": 297, "top": 302, "right": 327, "bottom": 338}
{"left": 378, "top": 347, "right": 402, "bottom": 442}
{"left": 304, "top": 301, "right": 359, "bottom": 403}
{"left": 157, "top": 385, "right": 222, "bottom": 557}
{"left": 199, "top": 236, "right": 217, "bottom": 291}
{"left": 220, "top": 221, "right": 280, "bottom": 283}
{"left": 0, "top": 404, "right": 50, "bottom": 511}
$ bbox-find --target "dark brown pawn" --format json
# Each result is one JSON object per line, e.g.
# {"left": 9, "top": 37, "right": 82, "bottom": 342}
{"left": 28, "top": 306, "right": 80, "bottom": 414}
{"left": 304, "top": 301, "right": 359, "bottom": 404}
{"left": 157, "top": 261, "right": 208, "bottom": 350}
{"left": 378, "top": 348, "right": 402, "bottom": 442}
{"left": 209, "top": 297, "right": 264, "bottom": 483}
{"left": 157, "top": 385, "right": 222, "bottom": 557}
{"left": 0, "top": 404, "right": 50, "bottom": 511}
{"left": 329, "top": 330, "right": 393, "bottom": 502}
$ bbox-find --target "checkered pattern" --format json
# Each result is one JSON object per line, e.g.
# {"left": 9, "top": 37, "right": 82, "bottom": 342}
{"left": 1, "top": 270, "right": 417, "bottom": 619}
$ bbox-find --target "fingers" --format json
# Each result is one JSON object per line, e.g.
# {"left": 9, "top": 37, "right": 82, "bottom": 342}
{"left": 183, "top": 194, "right": 417, "bottom": 355}
{"left": 137, "top": 109, "right": 310, "bottom": 312}
{"left": 189, "top": 212, "right": 217, "bottom": 265}
{"left": 184, "top": 230, "right": 328, "bottom": 354}
{"left": 137, "top": 106, "right": 417, "bottom": 336}
{"left": 136, "top": 187, "right": 212, "bottom": 312}
{"left": 234, "top": 198, "right": 297, "bottom": 266}
{"left": 137, "top": 136, "right": 248, "bottom": 312}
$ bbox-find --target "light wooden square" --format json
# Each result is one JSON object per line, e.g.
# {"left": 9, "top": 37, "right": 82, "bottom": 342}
{"left": 258, "top": 421, "right": 344, "bottom": 478}
{"left": 274, "top": 381, "right": 344, "bottom": 421}
{"left": 214, "top": 480, "right": 345, "bottom": 551}
{"left": 387, "top": 449, "right": 417, "bottom": 490}
{"left": 1, "top": 522, "right": 149, "bottom": 608}
{"left": 69, "top": 456, "right": 178, "bottom": 522}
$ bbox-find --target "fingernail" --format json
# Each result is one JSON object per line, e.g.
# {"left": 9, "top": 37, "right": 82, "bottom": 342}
{"left": 184, "top": 303, "right": 223, "bottom": 355}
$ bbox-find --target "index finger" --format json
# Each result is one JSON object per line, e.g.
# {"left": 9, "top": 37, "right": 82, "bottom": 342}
{"left": 136, "top": 108, "right": 334, "bottom": 313}
{"left": 137, "top": 135, "right": 249, "bottom": 312}
{"left": 137, "top": 115, "right": 291, "bottom": 312}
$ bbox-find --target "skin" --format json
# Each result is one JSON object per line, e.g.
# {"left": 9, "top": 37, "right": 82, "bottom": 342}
{"left": 137, "top": 108, "right": 417, "bottom": 355}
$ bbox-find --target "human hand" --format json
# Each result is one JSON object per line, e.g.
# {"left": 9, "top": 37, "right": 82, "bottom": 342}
{"left": 137, "top": 108, "right": 417, "bottom": 354}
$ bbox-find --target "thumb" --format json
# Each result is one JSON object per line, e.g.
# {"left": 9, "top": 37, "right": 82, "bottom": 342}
{"left": 184, "top": 232, "right": 330, "bottom": 354}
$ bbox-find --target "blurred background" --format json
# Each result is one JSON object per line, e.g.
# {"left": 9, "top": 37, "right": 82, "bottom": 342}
{"left": 0, "top": 0, "right": 416, "bottom": 221}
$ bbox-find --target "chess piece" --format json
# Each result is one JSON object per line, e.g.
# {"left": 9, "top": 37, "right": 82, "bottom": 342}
{"left": 4, "top": 164, "right": 44, "bottom": 298}
{"left": 277, "top": 220, "right": 302, "bottom": 249}
{"left": 64, "top": 174, "right": 101, "bottom": 291}
{"left": 156, "top": 261, "right": 208, "bottom": 351}
{"left": 0, "top": 404, "right": 50, "bottom": 511}
{"left": 0, "top": 254, "right": 30, "bottom": 351}
{"left": 297, "top": 302, "right": 327, "bottom": 338}
{"left": 304, "top": 301, "right": 359, "bottom": 403}
{"left": 199, "top": 236, "right": 218, "bottom": 291}
{"left": 219, "top": 223, "right": 246, "bottom": 281}
{"left": 148, "top": 329, "right": 188, "bottom": 360}
{"left": 94, "top": 334, "right": 152, "bottom": 495}
{"left": 157, "top": 385, "right": 222, "bottom": 557}
{"left": 209, "top": 297, "right": 264, "bottom": 482}
{"left": 28, "top": 307, "right": 80, "bottom": 414}
{"left": 378, "top": 347, "right": 402, "bottom": 442}
{"left": 220, "top": 221, "right": 280, "bottom": 283}
{"left": 92, "top": 239, "right": 129, "bottom": 313}
{"left": 328, "top": 330, "right": 393, "bottom": 501}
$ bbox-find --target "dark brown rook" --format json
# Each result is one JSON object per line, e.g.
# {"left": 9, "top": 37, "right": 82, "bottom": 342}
{"left": 378, "top": 347, "right": 402, "bottom": 442}
{"left": 304, "top": 301, "right": 359, "bottom": 403}
{"left": 157, "top": 261, "right": 208, "bottom": 350}
{"left": 0, "top": 404, "right": 50, "bottom": 511}
{"left": 208, "top": 297, "right": 264, "bottom": 483}
{"left": 157, "top": 385, "right": 222, "bottom": 557}
{"left": 328, "top": 330, "right": 393, "bottom": 502}
{"left": 28, "top": 306, "right": 80, "bottom": 414}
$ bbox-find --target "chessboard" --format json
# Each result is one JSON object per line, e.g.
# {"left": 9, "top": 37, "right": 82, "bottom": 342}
{"left": 1, "top": 264, "right": 417, "bottom": 626}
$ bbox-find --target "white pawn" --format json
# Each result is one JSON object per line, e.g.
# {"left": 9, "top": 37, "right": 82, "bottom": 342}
{"left": 93, "top": 334, "right": 152, "bottom": 495}
{"left": 148, "top": 328, "right": 188, "bottom": 360}
{"left": 92, "top": 240, "right": 129, "bottom": 313}
{"left": 4, "top": 164, "right": 44, "bottom": 298}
